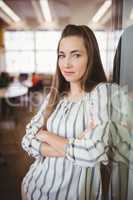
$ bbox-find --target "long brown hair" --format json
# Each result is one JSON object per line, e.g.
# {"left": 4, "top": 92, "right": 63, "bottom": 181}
{"left": 43, "top": 24, "right": 107, "bottom": 129}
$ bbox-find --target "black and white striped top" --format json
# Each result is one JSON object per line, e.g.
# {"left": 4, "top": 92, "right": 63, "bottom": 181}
{"left": 21, "top": 83, "right": 133, "bottom": 200}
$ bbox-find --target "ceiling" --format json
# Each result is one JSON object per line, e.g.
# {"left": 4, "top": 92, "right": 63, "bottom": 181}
{"left": 0, "top": 0, "right": 117, "bottom": 31}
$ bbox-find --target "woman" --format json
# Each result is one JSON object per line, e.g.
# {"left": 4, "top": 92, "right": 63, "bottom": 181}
{"left": 21, "top": 24, "right": 130, "bottom": 200}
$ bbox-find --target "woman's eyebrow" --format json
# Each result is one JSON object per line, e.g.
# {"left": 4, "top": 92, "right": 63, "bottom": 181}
{"left": 58, "top": 51, "right": 64, "bottom": 54}
{"left": 70, "top": 50, "right": 81, "bottom": 54}
{"left": 59, "top": 50, "right": 82, "bottom": 54}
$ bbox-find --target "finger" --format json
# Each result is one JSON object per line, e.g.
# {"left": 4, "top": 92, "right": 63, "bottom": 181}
{"left": 35, "top": 133, "right": 44, "bottom": 140}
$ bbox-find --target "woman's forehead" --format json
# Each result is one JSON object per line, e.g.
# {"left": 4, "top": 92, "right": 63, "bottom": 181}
{"left": 59, "top": 36, "right": 86, "bottom": 52}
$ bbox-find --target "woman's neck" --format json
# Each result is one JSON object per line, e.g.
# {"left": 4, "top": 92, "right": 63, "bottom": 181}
{"left": 67, "top": 82, "right": 85, "bottom": 100}
{"left": 69, "top": 82, "right": 83, "bottom": 95}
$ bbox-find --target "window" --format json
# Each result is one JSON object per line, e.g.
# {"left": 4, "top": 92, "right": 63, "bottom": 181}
{"left": 95, "top": 30, "right": 122, "bottom": 77}
{"left": 4, "top": 30, "right": 121, "bottom": 76}
{"left": 4, "top": 30, "right": 61, "bottom": 74}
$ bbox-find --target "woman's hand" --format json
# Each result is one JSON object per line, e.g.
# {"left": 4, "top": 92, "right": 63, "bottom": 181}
{"left": 78, "top": 120, "right": 96, "bottom": 139}
{"left": 35, "top": 129, "right": 49, "bottom": 142}
{"left": 36, "top": 129, "right": 68, "bottom": 155}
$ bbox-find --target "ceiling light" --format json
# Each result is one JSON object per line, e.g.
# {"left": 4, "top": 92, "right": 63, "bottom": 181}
{"left": 92, "top": 0, "right": 112, "bottom": 23}
{"left": 40, "top": 0, "right": 52, "bottom": 22}
{"left": 0, "top": 0, "right": 21, "bottom": 22}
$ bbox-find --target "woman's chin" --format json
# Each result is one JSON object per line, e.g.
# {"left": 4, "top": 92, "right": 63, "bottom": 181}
{"left": 64, "top": 77, "right": 75, "bottom": 82}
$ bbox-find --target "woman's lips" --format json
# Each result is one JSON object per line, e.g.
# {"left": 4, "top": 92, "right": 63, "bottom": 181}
{"left": 63, "top": 71, "right": 75, "bottom": 75}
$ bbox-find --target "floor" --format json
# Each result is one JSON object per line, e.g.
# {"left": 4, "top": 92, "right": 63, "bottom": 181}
{"left": 0, "top": 105, "right": 34, "bottom": 200}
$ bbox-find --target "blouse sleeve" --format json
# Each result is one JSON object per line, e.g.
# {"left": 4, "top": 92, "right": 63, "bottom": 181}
{"left": 64, "top": 83, "right": 131, "bottom": 168}
{"left": 21, "top": 94, "right": 49, "bottom": 159}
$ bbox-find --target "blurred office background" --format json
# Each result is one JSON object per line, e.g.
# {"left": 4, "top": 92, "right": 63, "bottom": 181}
{"left": 0, "top": 0, "right": 132, "bottom": 199}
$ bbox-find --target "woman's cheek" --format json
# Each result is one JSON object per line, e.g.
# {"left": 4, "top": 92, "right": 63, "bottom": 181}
{"left": 59, "top": 66, "right": 64, "bottom": 76}
{"left": 58, "top": 62, "right": 63, "bottom": 70}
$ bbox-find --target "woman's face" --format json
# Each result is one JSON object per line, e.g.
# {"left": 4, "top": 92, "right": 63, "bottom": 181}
{"left": 58, "top": 36, "right": 88, "bottom": 83}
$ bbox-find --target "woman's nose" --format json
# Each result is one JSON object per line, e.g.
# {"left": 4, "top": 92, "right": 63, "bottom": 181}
{"left": 63, "top": 57, "right": 71, "bottom": 68}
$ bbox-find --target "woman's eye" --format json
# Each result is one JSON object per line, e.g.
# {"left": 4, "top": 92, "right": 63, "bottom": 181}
{"left": 58, "top": 55, "right": 65, "bottom": 58}
{"left": 73, "top": 54, "right": 81, "bottom": 58}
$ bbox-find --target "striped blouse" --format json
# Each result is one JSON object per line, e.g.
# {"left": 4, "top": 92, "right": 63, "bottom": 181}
{"left": 21, "top": 83, "right": 133, "bottom": 200}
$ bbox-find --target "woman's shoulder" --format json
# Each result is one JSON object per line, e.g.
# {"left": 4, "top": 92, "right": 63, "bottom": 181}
{"left": 88, "top": 82, "right": 127, "bottom": 106}
{"left": 85, "top": 82, "right": 120, "bottom": 102}
{"left": 91, "top": 82, "right": 120, "bottom": 94}
{"left": 37, "top": 93, "right": 50, "bottom": 114}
